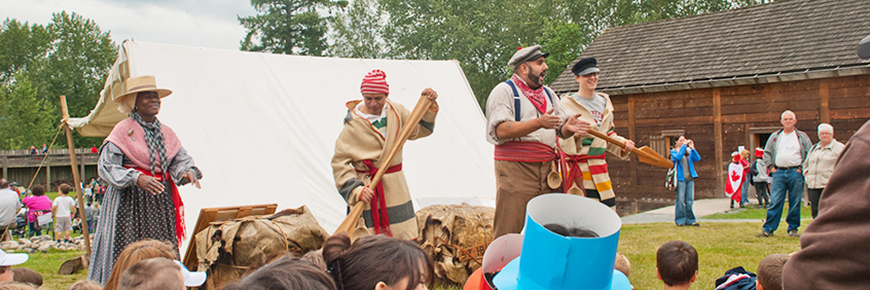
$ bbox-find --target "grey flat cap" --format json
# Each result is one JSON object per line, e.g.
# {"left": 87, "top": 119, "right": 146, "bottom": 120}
{"left": 508, "top": 45, "right": 550, "bottom": 69}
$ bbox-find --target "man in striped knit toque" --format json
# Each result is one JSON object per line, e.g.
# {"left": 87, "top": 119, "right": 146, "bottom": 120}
{"left": 331, "top": 69, "right": 439, "bottom": 240}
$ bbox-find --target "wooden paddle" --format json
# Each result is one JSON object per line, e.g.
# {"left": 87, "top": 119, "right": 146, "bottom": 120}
{"left": 334, "top": 95, "right": 434, "bottom": 235}
{"left": 585, "top": 130, "right": 674, "bottom": 168}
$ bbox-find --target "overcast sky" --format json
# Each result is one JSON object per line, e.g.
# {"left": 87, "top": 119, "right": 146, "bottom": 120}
{"left": 1, "top": 0, "right": 258, "bottom": 51}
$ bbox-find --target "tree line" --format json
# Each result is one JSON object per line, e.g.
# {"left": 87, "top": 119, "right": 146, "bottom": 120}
{"left": 241, "top": 0, "right": 775, "bottom": 107}
{"left": 1, "top": 0, "right": 773, "bottom": 150}
{"left": 0, "top": 12, "right": 115, "bottom": 150}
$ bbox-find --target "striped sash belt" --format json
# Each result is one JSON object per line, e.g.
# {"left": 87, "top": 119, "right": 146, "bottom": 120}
{"left": 494, "top": 141, "right": 557, "bottom": 162}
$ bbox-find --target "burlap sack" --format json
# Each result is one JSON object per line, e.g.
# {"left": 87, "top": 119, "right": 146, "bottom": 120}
{"left": 416, "top": 204, "right": 495, "bottom": 285}
{"left": 195, "top": 206, "right": 329, "bottom": 289}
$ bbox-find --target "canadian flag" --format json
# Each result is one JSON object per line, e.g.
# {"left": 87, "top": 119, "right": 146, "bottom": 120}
{"left": 725, "top": 162, "right": 744, "bottom": 202}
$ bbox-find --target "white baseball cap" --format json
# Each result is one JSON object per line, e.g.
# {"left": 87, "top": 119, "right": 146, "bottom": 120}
{"left": 174, "top": 260, "right": 207, "bottom": 287}
{"left": 0, "top": 251, "right": 28, "bottom": 266}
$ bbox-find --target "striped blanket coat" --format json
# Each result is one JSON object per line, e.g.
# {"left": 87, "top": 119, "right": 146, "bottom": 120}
{"left": 558, "top": 92, "right": 630, "bottom": 202}
{"left": 331, "top": 99, "right": 438, "bottom": 240}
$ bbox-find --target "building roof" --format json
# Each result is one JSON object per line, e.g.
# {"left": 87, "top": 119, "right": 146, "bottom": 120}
{"left": 550, "top": 0, "right": 870, "bottom": 95}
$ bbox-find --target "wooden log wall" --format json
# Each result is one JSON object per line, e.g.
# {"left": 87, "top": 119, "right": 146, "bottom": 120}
{"left": 606, "top": 74, "right": 870, "bottom": 207}
{"left": 1, "top": 149, "right": 100, "bottom": 191}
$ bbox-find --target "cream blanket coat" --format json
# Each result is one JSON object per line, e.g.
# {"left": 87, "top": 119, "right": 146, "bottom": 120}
{"left": 558, "top": 92, "right": 629, "bottom": 203}
{"left": 331, "top": 100, "right": 438, "bottom": 240}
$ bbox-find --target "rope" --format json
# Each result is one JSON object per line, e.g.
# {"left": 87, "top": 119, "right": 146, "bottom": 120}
{"left": 26, "top": 123, "right": 64, "bottom": 189}
{"left": 268, "top": 220, "right": 291, "bottom": 250}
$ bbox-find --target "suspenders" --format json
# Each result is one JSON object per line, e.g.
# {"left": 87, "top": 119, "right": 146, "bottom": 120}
{"left": 504, "top": 80, "right": 554, "bottom": 122}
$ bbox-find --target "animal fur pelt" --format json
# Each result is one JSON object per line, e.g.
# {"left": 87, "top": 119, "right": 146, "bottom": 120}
{"left": 415, "top": 204, "right": 494, "bottom": 285}
{"left": 195, "top": 206, "right": 329, "bottom": 289}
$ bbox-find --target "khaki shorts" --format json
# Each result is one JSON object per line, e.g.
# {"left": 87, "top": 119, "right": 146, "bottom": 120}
{"left": 55, "top": 216, "right": 72, "bottom": 232}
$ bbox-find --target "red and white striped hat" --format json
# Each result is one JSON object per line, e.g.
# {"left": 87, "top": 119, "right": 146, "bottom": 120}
{"left": 361, "top": 69, "right": 390, "bottom": 94}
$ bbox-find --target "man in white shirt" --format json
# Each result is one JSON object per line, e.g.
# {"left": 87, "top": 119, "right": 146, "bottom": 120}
{"left": 0, "top": 179, "right": 20, "bottom": 240}
{"left": 757, "top": 110, "right": 812, "bottom": 238}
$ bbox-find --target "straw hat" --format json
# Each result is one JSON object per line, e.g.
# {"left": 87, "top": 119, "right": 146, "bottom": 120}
{"left": 115, "top": 75, "right": 173, "bottom": 114}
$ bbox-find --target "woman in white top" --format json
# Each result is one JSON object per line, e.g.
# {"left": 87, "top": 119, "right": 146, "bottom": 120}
{"left": 802, "top": 123, "right": 845, "bottom": 218}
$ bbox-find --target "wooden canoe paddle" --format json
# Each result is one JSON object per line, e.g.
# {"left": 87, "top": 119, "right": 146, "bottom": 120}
{"left": 585, "top": 130, "right": 674, "bottom": 168}
{"left": 334, "top": 95, "right": 434, "bottom": 235}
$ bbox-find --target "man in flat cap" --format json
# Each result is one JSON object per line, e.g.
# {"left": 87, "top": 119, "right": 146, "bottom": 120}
{"left": 558, "top": 57, "right": 636, "bottom": 209}
{"left": 485, "top": 45, "right": 591, "bottom": 238}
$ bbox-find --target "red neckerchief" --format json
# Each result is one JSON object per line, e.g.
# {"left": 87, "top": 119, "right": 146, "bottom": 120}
{"left": 511, "top": 74, "right": 547, "bottom": 114}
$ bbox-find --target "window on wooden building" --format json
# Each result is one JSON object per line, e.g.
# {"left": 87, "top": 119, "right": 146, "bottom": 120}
{"left": 651, "top": 130, "right": 685, "bottom": 158}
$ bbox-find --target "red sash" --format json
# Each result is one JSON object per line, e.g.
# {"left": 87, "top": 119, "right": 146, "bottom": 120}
{"left": 356, "top": 160, "right": 403, "bottom": 236}
{"left": 130, "top": 167, "right": 185, "bottom": 247}
{"left": 494, "top": 141, "right": 557, "bottom": 162}
{"left": 557, "top": 149, "right": 606, "bottom": 193}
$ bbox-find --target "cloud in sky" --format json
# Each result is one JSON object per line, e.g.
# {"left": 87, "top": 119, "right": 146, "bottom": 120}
{"left": 1, "top": 0, "right": 258, "bottom": 51}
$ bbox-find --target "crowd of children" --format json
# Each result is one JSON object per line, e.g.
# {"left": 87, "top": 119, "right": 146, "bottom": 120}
{"left": 0, "top": 193, "right": 835, "bottom": 290}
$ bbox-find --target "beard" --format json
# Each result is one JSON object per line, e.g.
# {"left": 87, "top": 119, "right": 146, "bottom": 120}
{"left": 526, "top": 69, "right": 545, "bottom": 88}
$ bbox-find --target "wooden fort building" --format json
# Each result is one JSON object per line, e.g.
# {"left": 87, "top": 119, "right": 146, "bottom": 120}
{"left": 549, "top": 0, "right": 870, "bottom": 214}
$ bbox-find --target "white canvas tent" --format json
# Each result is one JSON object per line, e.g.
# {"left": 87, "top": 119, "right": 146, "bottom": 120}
{"left": 69, "top": 40, "right": 496, "bottom": 247}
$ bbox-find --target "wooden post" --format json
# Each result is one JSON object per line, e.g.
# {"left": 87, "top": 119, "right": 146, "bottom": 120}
{"left": 2, "top": 155, "right": 7, "bottom": 179}
{"left": 80, "top": 152, "right": 85, "bottom": 181}
{"left": 45, "top": 158, "right": 50, "bottom": 190}
{"left": 60, "top": 95, "right": 91, "bottom": 258}
{"left": 713, "top": 88, "right": 724, "bottom": 198}
{"left": 628, "top": 96, "right": 638, "bottom": 188}
{"left": 819, "top": 79, "right": 830, "bottom": 124}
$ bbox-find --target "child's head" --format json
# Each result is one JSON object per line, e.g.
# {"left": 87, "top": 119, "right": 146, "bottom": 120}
{"left": 656, "top": 240, "right": 698, "bottom": 287}
{"left": 66, "top": 279, "right": 104, "bottom": 290}
{"left": 614, "top": 252, "right": 631, "bottom": 278}
{"left": 756, "top": 254, "right": 789, "bottom": 290}
{"left": 117, "top": 257, "right": 185, "bottom": 290}
{"left": 223, "top": 255, "right": 335, "bottom": 290}
{"left": 322, "top": 232, "right": 433, "bottom": 290}
{"left": 59, "top": 183, "right": 70, "bottom": 195}
{"left": 104, "top": 239, "right": 177, "bottom": 290}
{"left": 10, "top": 268, "right": 42, "bottom": 287}
{"left": 0, "top": 282, "right": 38, "bottom": 290}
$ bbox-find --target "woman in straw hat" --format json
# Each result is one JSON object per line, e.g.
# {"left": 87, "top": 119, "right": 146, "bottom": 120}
{"left": 88, "top": 75, "right": 202, "bottom": 285}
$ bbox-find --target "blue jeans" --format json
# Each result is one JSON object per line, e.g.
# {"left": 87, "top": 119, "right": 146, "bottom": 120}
{"left": 675, "top": 179, "right": 696, "bottom": 225}
{"left": 741, "top": 176, "right": 750, "bottom": 205}
{"left": 762, "top": 168, "right": 803, "bottom": 233}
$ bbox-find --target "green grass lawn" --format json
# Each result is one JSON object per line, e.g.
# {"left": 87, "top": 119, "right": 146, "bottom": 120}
{"left": 618, "top": 221, "right": 801, "bottom": 290}
{"left": 12, "top": 249, "right": 88, "bottom": 289}
{"left": 704, "top": 203, "right": 812, "bottom": 220}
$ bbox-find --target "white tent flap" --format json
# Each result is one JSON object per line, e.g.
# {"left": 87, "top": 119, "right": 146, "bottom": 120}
{"left": 70, "top": 40, "right": 496, "bottom": 244}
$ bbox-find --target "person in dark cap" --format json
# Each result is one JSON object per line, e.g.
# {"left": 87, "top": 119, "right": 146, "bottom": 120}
{"left": 485, "top": 45, "right": 592, "bottom": 238}
{"left": 557, "top": 57, "right": 636, "bottom": 210}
